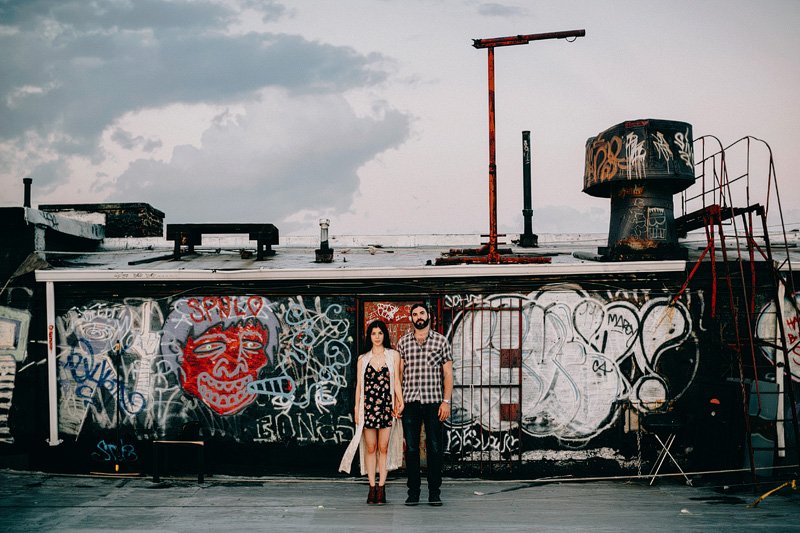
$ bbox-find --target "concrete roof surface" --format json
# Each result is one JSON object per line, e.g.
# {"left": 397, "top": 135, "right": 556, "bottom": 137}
{"left": 0, "top": 470, "right": 797, "bottom": 532}
{"left": 33, "top": 230, "right": 800, "bottom": 283}
{"left": 45, "top": 233, "right": 605, "bottom": 271}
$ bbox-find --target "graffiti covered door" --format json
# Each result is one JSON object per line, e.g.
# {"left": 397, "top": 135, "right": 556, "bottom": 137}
{"left": 362, "top": 301, "right": 415, "bottom": 350}
{"left": 444, "top": 296, "right": 523, "bottom": 474}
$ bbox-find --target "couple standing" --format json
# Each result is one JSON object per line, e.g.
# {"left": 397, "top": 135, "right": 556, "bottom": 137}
{"left": 339, "top": 303, "right": 454, "bottom": 506}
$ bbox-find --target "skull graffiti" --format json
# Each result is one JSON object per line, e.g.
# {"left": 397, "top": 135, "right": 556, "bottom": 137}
{"left": 181, "top": 319, "right": 270, "bottom": 415}
{"left": 161, "top": 296, "right": 280, "bottom": 417}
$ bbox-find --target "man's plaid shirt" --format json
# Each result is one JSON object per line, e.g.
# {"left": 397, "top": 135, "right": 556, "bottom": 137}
{"left": 397, "top": 329, "right": 452, "bottom": 404}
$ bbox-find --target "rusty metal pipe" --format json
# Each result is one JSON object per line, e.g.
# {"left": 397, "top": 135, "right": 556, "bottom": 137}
{"left": 472, "top": 29, "right": 585, "bottom": 49}
{"left": 487, "top": 47, "right": 498, "bottom": 262}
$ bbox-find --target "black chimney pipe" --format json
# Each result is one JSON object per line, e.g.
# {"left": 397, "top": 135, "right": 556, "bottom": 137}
{"left": 23, "top": 178, "right": 32, "bottom": 208}
{"left": 518, "top": 131, "right": 538, "bottom": 247}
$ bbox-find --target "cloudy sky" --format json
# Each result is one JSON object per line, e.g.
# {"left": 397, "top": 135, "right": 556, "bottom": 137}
{"left": 1, "top": 0, "right": 799, "bottom": 236}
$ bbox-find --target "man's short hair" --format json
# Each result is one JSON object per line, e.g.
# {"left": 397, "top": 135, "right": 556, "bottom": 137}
{"left": 409, "top": 302, "right": 428, "bottom": 315}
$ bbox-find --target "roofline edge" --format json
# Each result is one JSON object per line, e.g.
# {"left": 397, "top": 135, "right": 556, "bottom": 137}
{"left": 34, "top": 261, "right": 687, "bottom": 283}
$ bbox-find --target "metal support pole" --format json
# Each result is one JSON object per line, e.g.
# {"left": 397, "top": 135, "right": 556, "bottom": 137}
{"left": 487, "top": 46, "right": 499, "bottom": 262}
{"left": 46, "top": 281, "right": 61, "bottom": 446}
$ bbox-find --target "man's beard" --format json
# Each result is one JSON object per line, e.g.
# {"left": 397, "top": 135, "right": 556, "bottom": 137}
{"left": 413, "top": 318, "right": 430, "bottom": 330}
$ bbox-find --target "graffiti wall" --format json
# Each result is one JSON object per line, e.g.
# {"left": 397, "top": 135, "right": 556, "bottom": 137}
{"left": 442, "top": 284, "right": 703, "bottom": 464}
{"left": 755, "top": 291, "right": 800, "bottom": 382}
{"left": 55, "top": 295, "right": 356, "bottom": 452}
{"left": 15, "top": 279, "right": 747, "bottom": 475}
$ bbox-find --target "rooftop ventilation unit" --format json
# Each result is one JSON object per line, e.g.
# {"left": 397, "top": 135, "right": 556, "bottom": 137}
{"left": 583, "top": 119, "right": 695, "bottom": 261}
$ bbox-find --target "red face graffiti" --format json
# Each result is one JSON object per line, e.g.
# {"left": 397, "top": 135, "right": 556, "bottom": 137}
{"left": 180, "top": 320, "right": 269, "bottom": 415}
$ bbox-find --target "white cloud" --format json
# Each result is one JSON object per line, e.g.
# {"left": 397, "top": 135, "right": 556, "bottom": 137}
{"left": 113, "top": 88, "right": 411, "bottom": 231}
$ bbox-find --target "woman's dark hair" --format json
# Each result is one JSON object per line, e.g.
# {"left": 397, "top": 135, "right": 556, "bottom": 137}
{"left": 365, "top": 320, "right": 392, "bottom": 349}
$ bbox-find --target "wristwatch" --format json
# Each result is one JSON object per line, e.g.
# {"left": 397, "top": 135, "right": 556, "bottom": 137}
{"left": 442, "top": 399, "right": 451, "bottom": 404}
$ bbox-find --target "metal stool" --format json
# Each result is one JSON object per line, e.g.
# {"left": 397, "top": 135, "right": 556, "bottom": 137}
{"left": 642, "top": 411, "right": 691, "bottom": 486}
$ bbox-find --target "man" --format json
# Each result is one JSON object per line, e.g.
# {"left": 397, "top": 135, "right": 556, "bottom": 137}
{"left": 397, "top": 302, "right": 453, "bottom": 506}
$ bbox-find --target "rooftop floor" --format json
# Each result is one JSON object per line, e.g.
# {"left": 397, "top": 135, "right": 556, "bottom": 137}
{"left": 1, "top": 469, "right": 797, "bottom": 532}
{"left": 33, "top": 229, "right": 800, "bottom": 284}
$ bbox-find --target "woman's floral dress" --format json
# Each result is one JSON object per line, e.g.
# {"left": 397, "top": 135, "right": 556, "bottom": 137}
{"left": 363, "top": 363, "right": 393, "bottom": 429}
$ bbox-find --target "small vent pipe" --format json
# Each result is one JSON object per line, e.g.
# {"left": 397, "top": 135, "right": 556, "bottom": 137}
{"left": 315, "top": 219, "right": 334, "bottom": 263}
{"left": 23, "top": 178, "right": 32, "bottom": 208}
{"left": 518, "top": 131, "right": 538, "bottom": 247}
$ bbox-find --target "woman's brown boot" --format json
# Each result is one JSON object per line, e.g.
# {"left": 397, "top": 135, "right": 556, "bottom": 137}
{"left": 367, "top": 485, "right": 377, "bottom": 504}
{"left": 376, "top": 484, "right": 386, "bottom": 505}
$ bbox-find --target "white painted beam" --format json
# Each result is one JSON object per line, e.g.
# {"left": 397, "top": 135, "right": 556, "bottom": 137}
{"left": 25, "top": 207, "right": 105, "bottom": 241}
{"left": 35, "top": 260, "right": 687, "bottom": 283}
{"left": 45, "top": 281, "right": 61, "bottom": 446}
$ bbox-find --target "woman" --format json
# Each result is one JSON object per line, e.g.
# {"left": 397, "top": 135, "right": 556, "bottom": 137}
{"left": 339, "top": 320, "right": 404, "bottom": 505}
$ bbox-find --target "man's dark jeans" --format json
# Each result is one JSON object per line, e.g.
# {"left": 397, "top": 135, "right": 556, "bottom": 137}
{"left": 402, "top": 401, "right": 443, "bottom": 498}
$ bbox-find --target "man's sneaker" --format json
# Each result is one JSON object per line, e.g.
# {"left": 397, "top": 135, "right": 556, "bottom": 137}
{"left": 428, "top": 494, "right": 442, "bottom": 506}
{"left": 405, "top": 494, "right": 420, "bottom": 506}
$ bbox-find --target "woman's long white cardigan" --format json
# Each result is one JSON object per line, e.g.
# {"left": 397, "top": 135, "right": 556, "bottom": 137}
{"left": 338, "top": 349, "right": 404, "bottom": 474}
